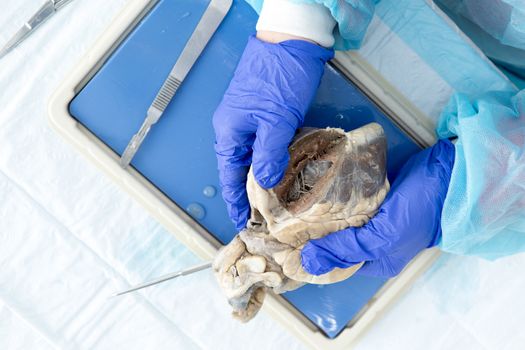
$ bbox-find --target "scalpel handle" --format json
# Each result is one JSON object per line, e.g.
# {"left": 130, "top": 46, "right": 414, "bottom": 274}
{"left": 119, "top": 0, "right": 232, "bottom": 168}
{"left": 149, "top": 74, "right": 182, "bottom": 115}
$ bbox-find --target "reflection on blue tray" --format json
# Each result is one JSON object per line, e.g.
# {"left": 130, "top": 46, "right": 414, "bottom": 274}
{"left": 69, "top": 0, "right": 420, "bottom": 339}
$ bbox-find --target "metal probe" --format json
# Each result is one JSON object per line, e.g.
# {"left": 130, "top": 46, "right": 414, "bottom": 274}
{"left": 111, "top": 261, "right": 212, "bottom": 298}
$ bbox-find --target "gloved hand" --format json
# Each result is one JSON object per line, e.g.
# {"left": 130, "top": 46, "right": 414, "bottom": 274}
{"left": 301, "top": 139, "right": 455, "bottom": 278}
{"left": 213, "top": 35, "right": 334, "bottom": 230}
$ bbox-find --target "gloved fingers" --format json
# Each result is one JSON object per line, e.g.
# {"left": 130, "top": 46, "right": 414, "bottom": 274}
{"left": 214, "top": 155, "right": 252, "bottom": 230}
{"left": 354, "top": 255, "right": 411, "bottom": 278}
{"left": 223, "top": 188, "right": 250, "bottom": 231}
{"left": 251, "top": 113, "right": 299, "bottom": 189}
{"left": 300, "top": 221, "right": 394, "bottom": 276}
{"left": 300, "top": 239, "right": 355, "bottom": 276}
{"left": 216, "top": 165, "right": 251, "bottom": 231}
{"left": 213, "top": 104, "right": 258, "bottom": 230}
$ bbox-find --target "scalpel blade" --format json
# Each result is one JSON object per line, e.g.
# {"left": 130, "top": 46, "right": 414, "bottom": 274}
{"left": 119, "top": 113, "right": 156, "bottom": 167}
{"left": 120, "top": 0, "right": 233, "bottom": 168}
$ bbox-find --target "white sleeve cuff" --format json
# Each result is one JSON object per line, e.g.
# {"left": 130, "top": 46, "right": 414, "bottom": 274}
{"left": 256, "top": 0, "right": 336, "bottom": 48}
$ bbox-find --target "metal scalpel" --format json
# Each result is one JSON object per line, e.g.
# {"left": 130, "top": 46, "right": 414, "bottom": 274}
{"left": 0, "top": 0, "right": 76, "bottom": 59}
{"left": 111, "top": 261, "right": 212, "bottom": 298}
{"left": 120, "top": 0, "right": 233, "bottom": 168}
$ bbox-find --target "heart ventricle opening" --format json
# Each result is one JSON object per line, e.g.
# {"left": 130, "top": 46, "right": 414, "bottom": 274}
{"left": 274, "top": 129, "right": 345, "bottom": 212}
{"left": 286, "top": 159, "right": 333, "bottom": 203}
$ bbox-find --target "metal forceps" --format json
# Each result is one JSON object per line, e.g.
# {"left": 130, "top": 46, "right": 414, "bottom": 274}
{"left": 0, "top": 0, "right": 76, "bottom": 59}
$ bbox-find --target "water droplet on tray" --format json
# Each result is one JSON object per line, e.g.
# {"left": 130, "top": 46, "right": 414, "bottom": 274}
{"left": 203, "top": 185, "right": 217, "bottom": 198}
{"left": 186, "top": 203, "right": 206, "bottom": 220}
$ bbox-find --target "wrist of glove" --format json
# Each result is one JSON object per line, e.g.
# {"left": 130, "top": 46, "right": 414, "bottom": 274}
{"left": 301, "top": 139, "right": 455, "bottom": 278}
{"left": 213, "top": 35, "right": 334, "bottom": 230}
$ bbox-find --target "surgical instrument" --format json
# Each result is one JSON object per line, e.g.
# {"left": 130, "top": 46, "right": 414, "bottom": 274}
{"left": 0, "top": 0, "right": 76, "bottom": 59}
{"left": 119, "top": 0, "right": 233, "bottom": 168}
{"left": 111, "top": 261, "right": 212, "bottom": 297}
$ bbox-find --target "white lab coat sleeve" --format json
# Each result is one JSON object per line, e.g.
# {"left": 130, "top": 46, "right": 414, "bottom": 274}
{"left": 256, "top": 0, "right": 337, "bottom": 48}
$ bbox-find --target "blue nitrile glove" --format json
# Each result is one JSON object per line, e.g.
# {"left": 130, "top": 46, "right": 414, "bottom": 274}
{"left": 213, "top": 36, "right": 334, "bottom": 230}
{"left": 301, "top": 139, "right": 455, "bottom": 278}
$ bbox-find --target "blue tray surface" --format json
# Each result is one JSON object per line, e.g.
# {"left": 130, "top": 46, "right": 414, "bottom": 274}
{"left": 69, "top": 0, "right": 420, "bottom": 338}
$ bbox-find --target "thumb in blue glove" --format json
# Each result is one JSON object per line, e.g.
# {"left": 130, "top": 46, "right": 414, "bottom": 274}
{"left": 213, "top": 35, "right": 334, "bottom": 230}
{"left": 301, "top": 139, "right": 455, "bottom": 278}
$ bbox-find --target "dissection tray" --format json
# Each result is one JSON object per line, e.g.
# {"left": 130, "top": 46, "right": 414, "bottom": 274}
{"left": 49, "top": 0, "right": 440, "bottom": 348}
